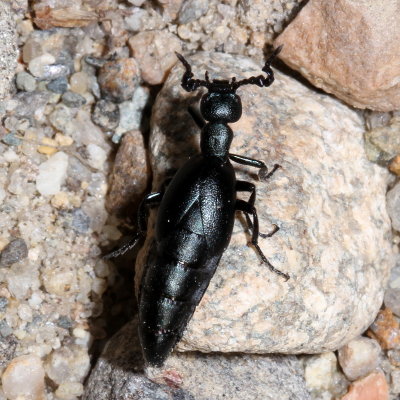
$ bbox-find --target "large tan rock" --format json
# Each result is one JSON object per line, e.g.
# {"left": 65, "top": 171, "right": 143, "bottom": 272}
{"left": 275, "top": 0, "right": 400, "bottom": 111}
{"left": 135, "top": 52, "right": 393, "bottom": 355}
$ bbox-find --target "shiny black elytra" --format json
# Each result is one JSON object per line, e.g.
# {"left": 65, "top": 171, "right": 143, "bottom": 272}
{"left": 113, "top": 48, "right": 289, "bottom": 367}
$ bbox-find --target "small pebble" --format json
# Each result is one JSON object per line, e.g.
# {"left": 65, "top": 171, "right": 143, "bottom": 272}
{"left": 86, "top": 143, "right": 107, "bottom": 170}
{"left": 51, "top": 192, "right": 70, "bottom": 209}
{"left": 305, "top": 352, "right": 339, "bottom": 391}
{"left": 47, "top": 76, "right": 68, "bottom": 94}
{"left": 28, "top": 53, "right": 55, "bottom": 78}
{"left": 2, "top": 355, "right": 45, "bottom": 400}
{"left": 84, "top": 55, "right": 106, "bottom": 68}
{"left": 69, "top": 71, "right": 89, "bottom": 94}
{"left": 124, "top": 8, "right": 148, "bottom": 32}
{"left": 98, "top": 58, "right": 140, "bottom": 103}
{"left": 388, "top": 349, "right": 400, "bottom": 367}
{"left": 391, "top": 369, "right": 400, "bottom": 394}
{"left": 61, "top": 91, "right": 86, "bottom": 108}
{"left": 54, "top": 133, "right": 74, "bottom": 147}
{"left": 367, "top": 308, "right": 400, "bottom": 350}
{"left": 0, "top": 333, "right": 17, "bottom": 369}
{"left": 15, "top": 71, "right": 36, "bottom": 92}
{"left": 1, "top": 133, "right": 21, "bottom": 146}
{"left": 70, "top": 208, "right": 91, "bottom": 234}
{"left": 91, "top": 99, "right": 120, "bottom": 130}
{"left": 37, "top": 137, "right": 58, "bottom": 155}
{"left": 128, "top": 31, "right": 182, "bottom": 85}
{"left": 17, "top": 303, "right": 33, "bottom": 322}
{"left": 45, "top": 345, "right": 90, "bottom": 385}
{"left": 338, "top": 337, "right": 381, "bottom": 381}
{"left": 41, "top": 63, "right": 71, "bottom": 81}
{"left": 0, "top": 320, "right": 13, "bottom": 337}
{"left": 340, "top": 371, "right": 388, "bottom": 400}
{"left": 0, "top": 297, "right": 8, "bottom": 311}
{"left": 178, "top": 0, "right": 209, "bottom": 24}
{"left": 36, "top": 151, "right": 69, "bottom": 196}
{"left": 56, "top": 316, "right": 74, "bottom": 330}
{"left": 386, "top": 182, "right": 400, "bottom": 232}
{"left": 22, "top": 38, "right": 43, "bottom": 63}
{"left": 0, "top": 238, "right": 28, "bottom": 267}
{"left": 114, "top": 86, "right": 149, "bottom": 139}
{"left": 389, "top": 154, "right": 400, "bottom": 175}
{"left": 55, "top": 382, "right": 84, "bottom": 400}
{"left": 127, "top": 0, "right": 146, "bottom": 5}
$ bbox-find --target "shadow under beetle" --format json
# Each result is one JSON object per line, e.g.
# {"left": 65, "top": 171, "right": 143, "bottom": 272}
{"left": 111, "top": 47, "right": 289, "bottom": 367}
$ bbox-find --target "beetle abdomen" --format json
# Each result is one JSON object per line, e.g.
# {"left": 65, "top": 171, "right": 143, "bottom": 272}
{"left": 139, "top": 244, "right": 221, "bottom": 366}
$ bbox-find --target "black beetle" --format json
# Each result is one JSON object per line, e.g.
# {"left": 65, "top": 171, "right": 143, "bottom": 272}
{"left": 109, "top": 48, "right": 289, "bottom": 366}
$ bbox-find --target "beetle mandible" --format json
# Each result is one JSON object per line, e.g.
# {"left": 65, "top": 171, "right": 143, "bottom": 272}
{"left": 114, "top": 47, "right": 289, "bottom": 366}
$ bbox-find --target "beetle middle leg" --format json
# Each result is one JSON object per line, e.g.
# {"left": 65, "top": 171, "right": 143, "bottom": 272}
{"left": 236, "top": 180, "right": 279, "bottom": 238}
{"left": 236, "top": 199, "right": 289, "bottom": 281}
{"left": 104, "top": 191, "right": 163, "bottom": 259}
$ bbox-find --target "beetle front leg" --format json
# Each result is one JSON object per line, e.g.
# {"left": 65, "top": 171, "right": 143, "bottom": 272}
{"left": 235, "top": 199, "right": 289, "bottom": 281}
{"left": 229, "top": 154, "right": 280, "bottom": 181}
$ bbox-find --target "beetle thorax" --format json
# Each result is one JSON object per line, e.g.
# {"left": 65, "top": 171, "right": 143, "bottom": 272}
{"left": 200, "top": 91, "right": 241, "bottom": 159}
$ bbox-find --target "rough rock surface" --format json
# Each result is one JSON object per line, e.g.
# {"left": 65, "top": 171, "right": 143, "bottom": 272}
{"left": 106, "top": 130, "right": 149, "bottom": 215}
{"left": 0, "top": 2, "right": 17, "bottom": 103}
{"left": 275, "top": 0, "right": 400, "bottom": 111}
{"left": 84, "top": 319, "right": 311, "bottom": 400}
{"left": 135, "top": 52, "right": 393, "bottom": 355}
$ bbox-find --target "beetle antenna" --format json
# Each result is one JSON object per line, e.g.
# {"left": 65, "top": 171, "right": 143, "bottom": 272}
{"left": 231, "top": 45, "right": 283, "bottom": 90}
{"left": 175, "top": 52, "right": 210, "bottom": 92}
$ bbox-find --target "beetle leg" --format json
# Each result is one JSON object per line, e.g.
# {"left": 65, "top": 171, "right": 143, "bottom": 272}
{"left": 236, "top": 180, "right": 280, "bottom": 238}
{"left": 229, "top": 154, "right": 281, "bottom": 181}
{"left": 103, "top": 233, "right": 141, "bottom": 259}
{"left": 236, "top": 199, "right": 289, "bottom": 280}
{"left": 104, "top": 191, "right": 163, "bottom": 259}
{"left": 137, "top": 191, "right": 163, "bottom": 233}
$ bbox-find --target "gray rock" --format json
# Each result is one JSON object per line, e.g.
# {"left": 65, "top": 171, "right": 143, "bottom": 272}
{"left": 15, "top": 71, "right": 36, "bottom": 92}
{"left": 61, "top": 91, "right": 86, "bottom": 108}
{"left": 84, "top": 319, "right": 311, "bottom": 400}
{"left": 384, "top": 254, "right": 400, "bottom": 317}
{"left": 91, "top": 99, "right": 120, "bottom": 130}
{"left": 2, "top": 133, "right": 21, "bottom": 146}
{"left": 47, "top": 76, "right": 68, "bottom": 94}
{"left": 66, "top": 208, "right": 91, "bottom": 234}
{"left": 0, "top": 333, "right": 17, "bottom": 368}
{"left": 178, "top": 0, "right": 209, "bottom": 24}
{"left": 0, "top": 297, "right": 8, "bottom": 312}
{"left": 0, "top": 2, "right": 17, "bottom": 102}
{"left": 0, "top": 238, "right": 28, "bottom": 267}
{"left": 386, "top": 182, "right": 400, "bottom": 232}
{"left": 136, "top": 52, "right": 393, "bottom": 355}
{"left": 84, "top": 56, "right": 106, "bottom": 68}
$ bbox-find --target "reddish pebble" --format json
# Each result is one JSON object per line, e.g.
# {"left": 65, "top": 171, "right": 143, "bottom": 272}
{"left": 367, "top": 308, "right": 400, "bottom": 350}
{"left": 106, "top": 130, "right": 149, "bottom": 216}
{"left": 340, "top": 371, "right": 388, "bottom": 400}
{"left": 98, "top": 58, "right": 140, "bottom": 103}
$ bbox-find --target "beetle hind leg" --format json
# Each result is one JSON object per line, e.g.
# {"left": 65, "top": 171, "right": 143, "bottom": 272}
{"left": 236, "top": 199, "right": 289, "bottom": 281}
{"left": 103, "top": 191, "right": 164, "bottom": 259}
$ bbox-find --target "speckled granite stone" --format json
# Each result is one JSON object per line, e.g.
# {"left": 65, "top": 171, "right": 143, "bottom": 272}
{"left": 135, "top": 52, "right": 393, "bottom": 355}
{"left": 84, "top": 319, "right": 311, "bottom": 400}
{"left": 0, "top": 2, "right": 17, "bottom": 103}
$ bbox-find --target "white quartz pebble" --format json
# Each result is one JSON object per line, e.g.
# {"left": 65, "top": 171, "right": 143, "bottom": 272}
{"left": 2, "top": 355, "right": 45, "bottom": 399}
{"left": 36, "top": 151, "right": 69, "bottom": 195}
